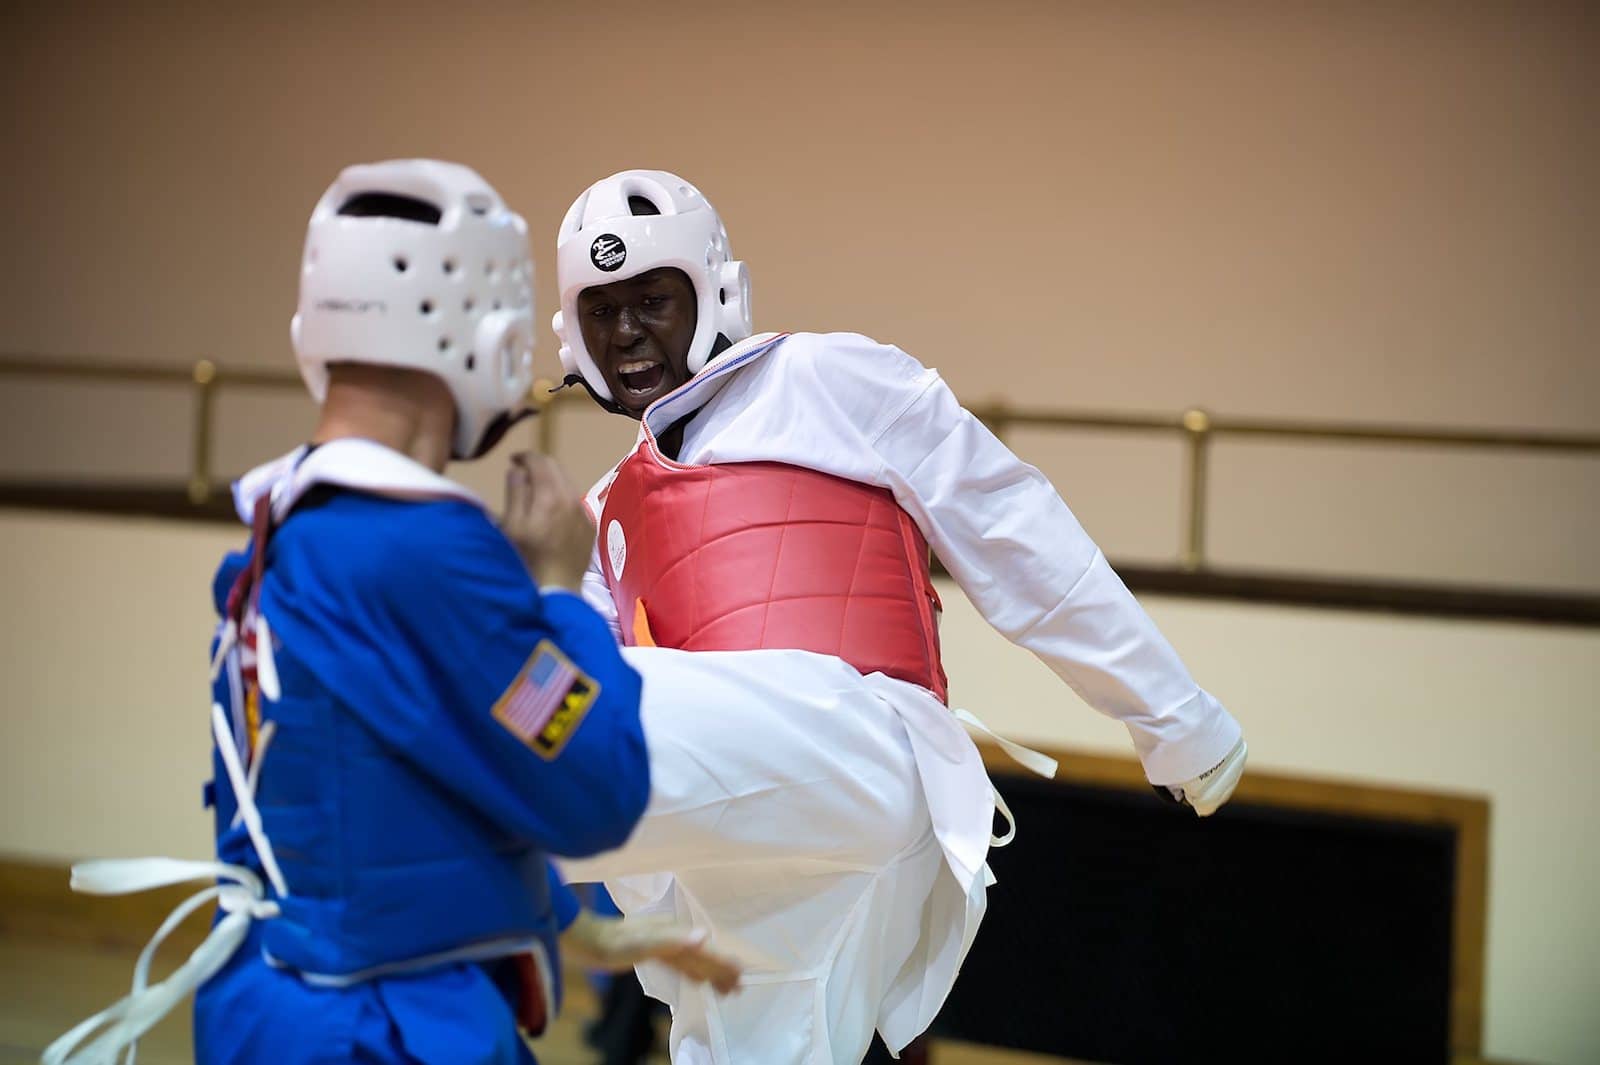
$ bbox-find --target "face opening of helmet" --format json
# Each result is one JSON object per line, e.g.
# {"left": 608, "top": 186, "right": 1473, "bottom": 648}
{"left": 575, "top": 266, "right": 699, "bottom": 415}
{"left": 336, "top": 192, "right": 443, "bottom": 225}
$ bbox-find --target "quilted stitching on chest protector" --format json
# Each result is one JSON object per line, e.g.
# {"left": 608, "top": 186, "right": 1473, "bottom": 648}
{"left": 600, "top": 455, "right": 948, "bottom": 702}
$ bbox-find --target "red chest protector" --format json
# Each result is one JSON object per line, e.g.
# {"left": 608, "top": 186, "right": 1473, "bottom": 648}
{"left": 596, "top": 441, "right": 948, "bottom": 703}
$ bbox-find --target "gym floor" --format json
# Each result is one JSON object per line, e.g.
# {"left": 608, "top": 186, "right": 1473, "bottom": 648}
{"left": 0, "top": 932, "right": 1071, "bottom": 1065}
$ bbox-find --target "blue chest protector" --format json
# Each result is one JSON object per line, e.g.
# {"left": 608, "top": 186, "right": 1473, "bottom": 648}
{"left": 203, "top": 487, "right": 648, "bottom": 1047}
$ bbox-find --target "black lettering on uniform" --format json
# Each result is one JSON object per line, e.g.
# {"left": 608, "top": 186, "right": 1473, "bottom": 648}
{"left": 534, "top": 675, "right": 596, "bottom": 759}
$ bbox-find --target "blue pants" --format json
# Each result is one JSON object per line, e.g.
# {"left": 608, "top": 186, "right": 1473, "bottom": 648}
{"left": 194, "top": 927, "right": 536, "bottom": 1065}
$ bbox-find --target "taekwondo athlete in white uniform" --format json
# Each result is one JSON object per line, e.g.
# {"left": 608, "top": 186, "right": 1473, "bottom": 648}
{"left": 550, "top": 169, "right": 1250, "bottom": 1065}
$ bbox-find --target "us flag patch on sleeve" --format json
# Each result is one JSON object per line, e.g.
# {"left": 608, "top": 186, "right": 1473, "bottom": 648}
{"left": 493, "top": 640, "right": 599, "bottom": 760}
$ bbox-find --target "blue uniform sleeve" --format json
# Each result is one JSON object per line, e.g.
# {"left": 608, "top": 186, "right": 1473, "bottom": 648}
{"left": 266, "top": 496, "right": 650, "bottom": 858}
{"left": 547, "top": 861, "right": 581, "bottom": 931}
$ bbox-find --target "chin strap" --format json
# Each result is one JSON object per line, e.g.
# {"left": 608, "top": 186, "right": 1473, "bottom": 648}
{"left": 703, "top": 332, "right": 733, "bottom": 365}
{"left": 462, "top": 406, "right": 538, "bottom": 460}
{"left": 554, "top": 374, "right": 635, "bottom": 418}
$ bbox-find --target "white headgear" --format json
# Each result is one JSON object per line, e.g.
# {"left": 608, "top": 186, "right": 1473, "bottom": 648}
{"left": 552, "top": 170, "right": 751, "bottom": 404}
{"left": 291, "top": 159, "right": 536, "bottom": 460}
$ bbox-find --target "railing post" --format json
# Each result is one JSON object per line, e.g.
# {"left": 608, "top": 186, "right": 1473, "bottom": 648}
{"left": 188, "top": 360, "right": 217, "bottom": 504}
{"left": 976, "top": 401, "right": 1010, "bottom": 443}
{"left": 1180, "top": 407, "right": 1211, "bottom": 571}
{"left": 531, "top": 378, "right": 557, "bottom": 455}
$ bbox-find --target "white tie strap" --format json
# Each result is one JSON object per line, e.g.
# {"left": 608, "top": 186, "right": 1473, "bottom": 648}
{"left": 207, "top": 619, "right": 237, "bottom": 683}
{"left": 952, "top": 707, "right": 1057, "bottom": 847}
{"left": 253, "top": 614, "right": 281, "bottom": 703}
{"left": 39, "top": 860, "right": 278, "bottom": 1065}
{"left": 42, "top": 707, "right": 289, "bottom": 1065}
{"left": 952, "top": 707, "right": 1058, "bottom": 779}
{"left": 208, "top": 703, "right": 288, "bottom": 899}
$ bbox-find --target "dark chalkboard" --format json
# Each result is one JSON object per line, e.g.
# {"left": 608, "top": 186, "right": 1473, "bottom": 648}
{"left": 932, "top": 775, "right": 1456, "bottom": 1065}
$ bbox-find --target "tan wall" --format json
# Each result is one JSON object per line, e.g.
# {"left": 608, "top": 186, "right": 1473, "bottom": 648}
{"left": 1, "top": 3, "right": 1596, "bottom": 1063}
{"left": 1, "top": 0, "right": 1596, "bottom": 587}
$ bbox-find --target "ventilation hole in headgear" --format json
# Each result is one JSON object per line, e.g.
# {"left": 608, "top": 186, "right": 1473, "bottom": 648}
{"left": 438, "top": 337, "right": 451, "bottom": 353}
{"left": 465, "top": 354, "right": 476, "bottom": 370}
{"left": 492, "top": 299, "right": 502, "bottom": 310}
{"left": 463, "top": 296, "right": 475, "bottom": 312}
{"left": 443, "top": 258, "right": 457, "bottom": 275}
{"left": 394, "top": 256, "right": 409, "bottom": 273}
{"left": 628, "top": 195, "right": 661, "bottom": 216}
{"left": 419, "top": 300, "right": 434, "bottom": 316}
{"left": 719, "top": 289, "right": 727, "bottom": 305}
{"left": 338, "top": 192, "right": 441, "bottom": 225}
{"left": 466, "top": 193, "right": 492, "bottom": 216}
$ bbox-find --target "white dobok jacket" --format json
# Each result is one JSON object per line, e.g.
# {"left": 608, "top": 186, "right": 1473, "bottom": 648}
{"left": 577, "top": 330, "right": 1243, "bottom": 1050}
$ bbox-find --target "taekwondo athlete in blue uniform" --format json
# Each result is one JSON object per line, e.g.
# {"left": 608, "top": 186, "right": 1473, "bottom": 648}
{"left": 42, "top": 160, "right": 736, "bottom": 1065}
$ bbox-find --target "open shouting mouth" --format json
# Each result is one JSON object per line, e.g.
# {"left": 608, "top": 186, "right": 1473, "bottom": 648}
{"left": 615, "top": 358, "right": 667, "bottom": 400}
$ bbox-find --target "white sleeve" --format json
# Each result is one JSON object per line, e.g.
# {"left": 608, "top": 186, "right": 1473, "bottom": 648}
{"left": 581, "top": 541, "right": 623, "bottom": 645}
{"left": 869, "top": 364, "right": 1242, "bottom": 786}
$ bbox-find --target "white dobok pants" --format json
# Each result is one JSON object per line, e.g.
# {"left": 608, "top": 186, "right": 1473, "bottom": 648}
{"left": 561, "top": 646, "right": 999, "bottom": 1065}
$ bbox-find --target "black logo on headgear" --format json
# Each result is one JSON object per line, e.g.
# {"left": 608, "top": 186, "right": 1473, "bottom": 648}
{"left": 590, "top": 234, "right": 627, "bottom": 272}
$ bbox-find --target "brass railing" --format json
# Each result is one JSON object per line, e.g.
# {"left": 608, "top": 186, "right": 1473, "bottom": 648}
{"left": 0, "top": 355, "right": 302, "bottom": 505}
{"left": 959, "top": 401, "right": 1600, "bottom": 571}
{"left": 4, "top": 354, "right": 1599, "bottom": 574}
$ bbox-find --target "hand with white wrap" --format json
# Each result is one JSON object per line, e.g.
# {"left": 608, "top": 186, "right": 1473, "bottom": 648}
{"left": 1157, "top": 738, "right": 1248, "bottom": 816}
{"left": 560, "top": 909, "right": 742, "bottom": 995}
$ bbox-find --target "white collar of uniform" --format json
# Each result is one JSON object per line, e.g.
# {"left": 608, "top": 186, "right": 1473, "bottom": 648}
{"left": 231, "top": 438, "right": 486, "bottom": 526}
{"left": 640, "top": 331, "right": 787, "bottom": 435}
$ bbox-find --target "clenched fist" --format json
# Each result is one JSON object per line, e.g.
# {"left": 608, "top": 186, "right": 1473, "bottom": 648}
{"left": 1157, "top": 738, "right": 1248, "bottom": 816}
{"left": 502, "top": 452, "right": 594, "bottom": 591}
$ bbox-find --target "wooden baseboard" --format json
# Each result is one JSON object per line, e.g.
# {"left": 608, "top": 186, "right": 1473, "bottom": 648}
{"left": 0, "top": 856, "right": 212, "bottom": 953}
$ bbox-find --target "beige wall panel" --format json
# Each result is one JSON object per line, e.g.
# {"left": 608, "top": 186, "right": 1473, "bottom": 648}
{"left": 2, "top": 2, "right": 1593, "bottom": 426}
{"left": 1003, "top": 426, "right": 1187, "bottom": 567}
{"left": 1206, "top": 440, "right": 1600, "bottom": 591}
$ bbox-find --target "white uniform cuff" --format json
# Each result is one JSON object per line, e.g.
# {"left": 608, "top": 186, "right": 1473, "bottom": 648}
{"left": 1131, "top": 690, "right": 1245, "bottom": 786}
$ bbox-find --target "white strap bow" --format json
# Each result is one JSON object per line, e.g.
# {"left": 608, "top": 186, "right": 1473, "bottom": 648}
{"left": 41, "top": 704, "right": 288, "bottom": 1065}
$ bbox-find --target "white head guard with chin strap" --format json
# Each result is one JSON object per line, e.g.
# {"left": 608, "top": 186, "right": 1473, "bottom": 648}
{"left": 552, "top": 170, "right": 751, "bottom": 405}
{"left": 292, "top": 159, "right": 536, "bottom": 460}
